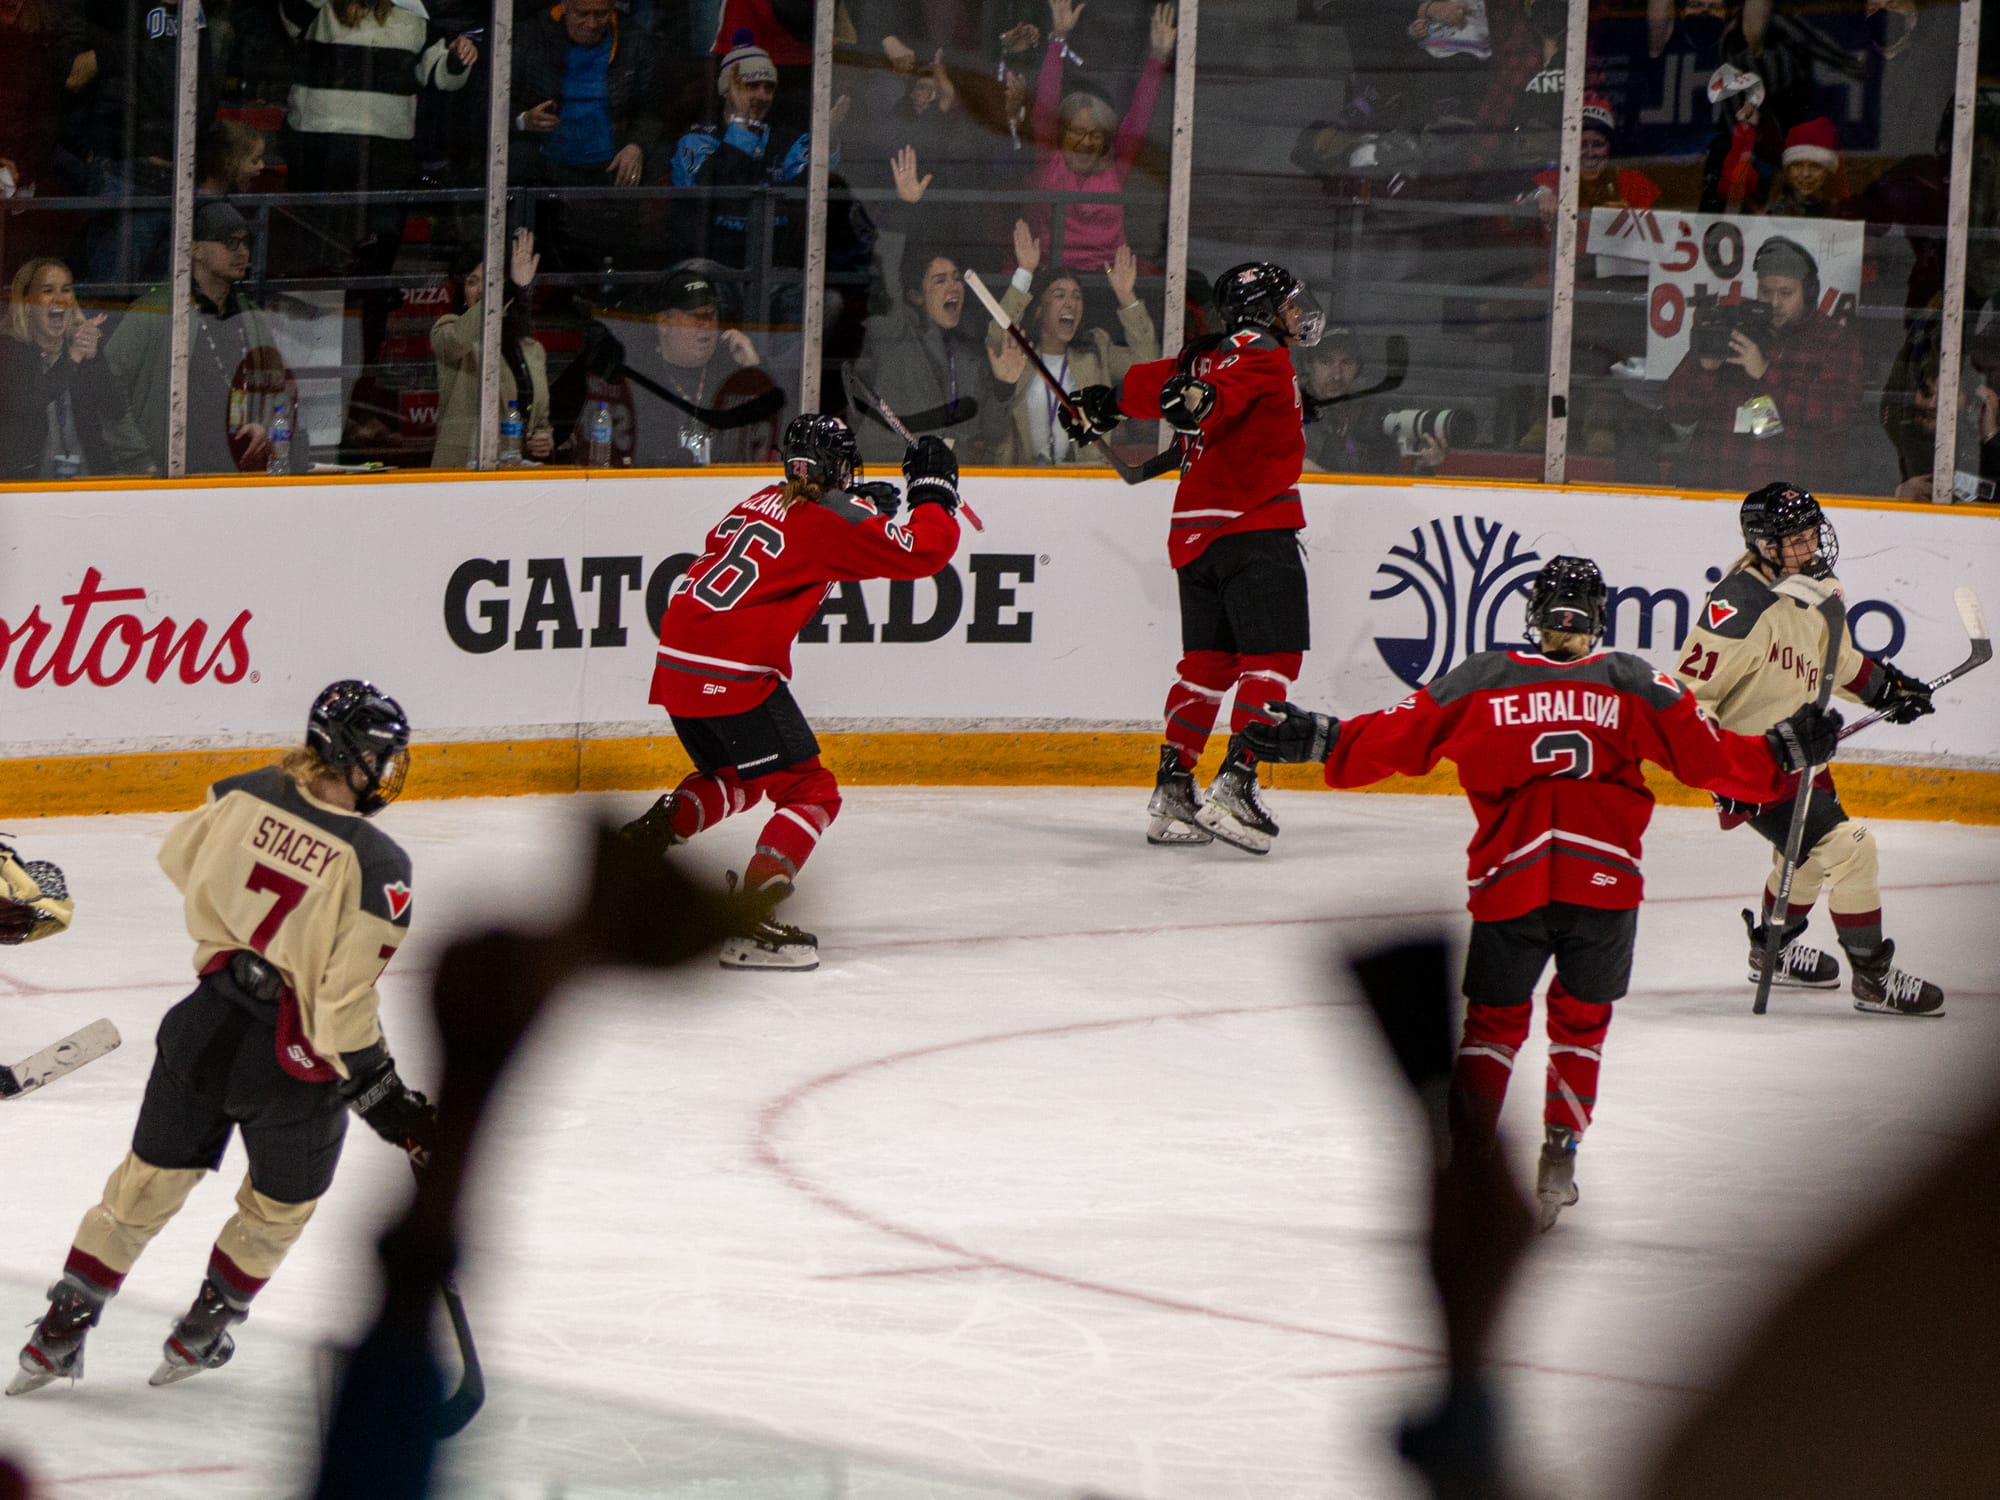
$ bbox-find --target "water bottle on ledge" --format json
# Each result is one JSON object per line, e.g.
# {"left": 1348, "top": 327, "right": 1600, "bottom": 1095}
{"left": 500, "top": 398, "right": 523, "bottom": 467}
{"left": 268, "top": 401, "right": 291, "bottom": 476}
{"left": 587, "top": 399, "right": 612, "bottom": 469}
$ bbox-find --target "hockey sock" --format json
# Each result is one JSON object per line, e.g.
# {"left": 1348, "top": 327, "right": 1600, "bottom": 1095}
{"left": 69, "top": 1153, "right": 204, "bottom": 1288}
{"left": 1450, "top": 1000, "right": 1531, "bottom": 1147}
{"left": 1227, "top": 652, "right": 1304, "bottom": 741}
{"left": 1162, "top": 651, "right": 1236, "bottom": 769}
{"left": 742, "top": 761, "right": 842, "bottom": 892}
{"left": 1544, "top": 981, "right": 1612, "bottom": 1137}
{"left": 211, "top": 1176, "right": 317, "bottom": 1286}
{"left": 669, "top": 769, "right": 763, "bottom": 839}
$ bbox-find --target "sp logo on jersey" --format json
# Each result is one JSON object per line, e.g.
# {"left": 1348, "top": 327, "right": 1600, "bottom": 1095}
{"left": 1591, "top": 872, "right": 1619, "bottom": 886}
{"left": 1705, "top": 599, "right": 1740, "bottom": 631}
{"left": 382, "top": 881, "right": 413, "bottom": 921}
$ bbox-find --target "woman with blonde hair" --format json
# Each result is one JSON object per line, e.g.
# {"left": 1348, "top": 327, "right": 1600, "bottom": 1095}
{"left": 0, "top": 258, "right": 148, "bottom": 478}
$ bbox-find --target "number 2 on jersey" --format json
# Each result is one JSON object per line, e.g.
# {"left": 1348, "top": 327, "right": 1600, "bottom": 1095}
{"left": 244, "top": 863, "right": 308, "bottom": 953}
{"left": 1531, "top": 729, "right": 1595, "bottom": 779}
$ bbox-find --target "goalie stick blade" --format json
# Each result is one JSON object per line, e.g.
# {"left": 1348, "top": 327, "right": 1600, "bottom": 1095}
{"left": 0, "top": 1018, "right": 121, "bottom": 1099}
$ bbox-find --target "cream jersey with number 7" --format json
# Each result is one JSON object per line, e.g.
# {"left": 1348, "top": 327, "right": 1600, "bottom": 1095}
{"left": 157, "top": 767, "right": 412, "bottom": 1075}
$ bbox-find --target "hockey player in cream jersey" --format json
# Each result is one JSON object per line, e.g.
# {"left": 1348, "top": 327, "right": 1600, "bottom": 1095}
{"left": 1675, "top": 483, "right": 1943, "bottom": 1015}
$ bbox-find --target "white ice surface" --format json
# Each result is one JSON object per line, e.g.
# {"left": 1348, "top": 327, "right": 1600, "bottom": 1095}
{"left": 1, "top": 788, "right": 1995, "bottom": 1499}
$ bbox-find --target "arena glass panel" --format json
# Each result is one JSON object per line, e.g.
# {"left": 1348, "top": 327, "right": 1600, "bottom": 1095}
{"left": 1188, "top": 0, "right": 1559, "bottom": 486}
{"left": 830, "top": 0, "right": 1179, "bottom": 471}
{"left": 493, "top": 0, "right": 808, "bottom": 472}
{"left": 0, "top": 0, "right": 192, "bottom": 481}
{"left": 1565, "top": 0, "right": 1972, "bottom": 499}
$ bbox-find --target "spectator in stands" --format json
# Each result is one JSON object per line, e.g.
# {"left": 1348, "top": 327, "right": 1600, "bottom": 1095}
{"left": 75, "top": 0, "right": 215, "bottom": 286}
{"left": 1763, "top": 116, "right": 1846, "bottom": 219}
{"left": 0, "top": 0, "right": 84, "bottom": 204}
{"left": 626, "top": 264, "right": 781, "bottom": 466}
{"left": 1027, "top": 0, "right": 1174, "bottom": 274}
{"left": 987, "top": 222, "right": 1156, "bottom": 465}
{"left": 1661, "top": 234, "right": 1860, "bottom": 493}
{"left": 104, "top": 200, "right": 301, "bottom": 475}
{"left": 0, "top": 257, "right": 149, "bottom": 477}
{"left": 1699, "top": 62, "right": 1779, "bottom": 214}
{"left": 1298, "top": 326, "right": 1443, "bottom": 476}
{"left": 668, "top": 34, "right": 847, "bottom": 311}
{"left": 851, "top": 241, "right": 1002, "bottom": 464}
{"left": 196, "top": 118, "right": 268, "bottom": 196}
{"left": 512, "top": 0, "right": 664, "bottom": 268}
{"left": 429, "top": 229, "right": 554, "bottom": 469}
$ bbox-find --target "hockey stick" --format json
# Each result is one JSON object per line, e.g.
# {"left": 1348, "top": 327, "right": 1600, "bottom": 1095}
{"left": 622, "top": 367, "right": 788, "bottom": 431}
{"left": 1836, "top": 586, "right": 1991, "bottom": 743}
{"left": 1754, "top": 592, "right": 1850, "bottom": 1015}
{"left": 435, "top": 1275, "right": 485, "bottom": 1437}
{"left": 0, "top": 1019, "right": 121, "bottom": 1099}
{"left": 842, "top": 366, "right": 985, "bottom": 531}
{"left": 961, "top": 268, "right": 1154, "bottom": 485}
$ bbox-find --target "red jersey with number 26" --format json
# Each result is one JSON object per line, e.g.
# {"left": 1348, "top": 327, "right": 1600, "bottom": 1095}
{"left": 1118, "top": 331, "right": 1306, "bottom": 569}
{"left": 1319, "top": 649, "right": 1789, "bottom": 921}
{"left": 651, "top": 485, "right": 961, "bottom": 717}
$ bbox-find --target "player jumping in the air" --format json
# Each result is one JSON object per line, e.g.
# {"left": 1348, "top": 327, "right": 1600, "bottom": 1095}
{"left": 1675, "top": 482, "right": 1942, "bottom": 1015}
{"left": 619, "top": 415, "right": 963, "bottom": 971}
{"left": 1060, "top": 261, "right": 1320, "bottom": 855}
{"left": 1246, "top": 556, "right": 1842, "bottom": 1229}
{"left": 10, "top": 682, "right": 433, "bottom": 1395}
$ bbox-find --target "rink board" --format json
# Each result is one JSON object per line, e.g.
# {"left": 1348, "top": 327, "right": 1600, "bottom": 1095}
{"left": 2, "top": 472, "right": 1995, "bottom": 818}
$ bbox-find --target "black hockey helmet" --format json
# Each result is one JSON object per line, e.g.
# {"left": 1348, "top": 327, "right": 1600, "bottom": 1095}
{"left": 1215, "top": 262, "right": 1324, "bottom": 347}
{"left": 1740, "top": 481, "right": 1837, "bottom": 573}
{"left": 781, "top": 413, "right": 858, "bottom": 493}
{"left": 307, "top": 679, "right": 411, "bottom": 816}
{"left": 1525, "top": 555, "right": 1608, "bottom": 646}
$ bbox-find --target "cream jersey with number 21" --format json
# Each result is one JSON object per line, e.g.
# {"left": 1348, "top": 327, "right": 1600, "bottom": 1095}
{"left": 157, "top": 765, "right": 412, "bottom": 1076}
{"left": 1673, "top": 565, "right": 1873, "bottom": 737}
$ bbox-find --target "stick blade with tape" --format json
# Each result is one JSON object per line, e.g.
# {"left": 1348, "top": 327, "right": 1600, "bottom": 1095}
{"left": 0, "top": 1019, "right": 121, "bottom": 1100}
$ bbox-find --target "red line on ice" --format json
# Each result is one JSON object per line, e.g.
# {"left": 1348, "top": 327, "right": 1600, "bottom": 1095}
{"left": 41, "top": 1463, "right": 244, "bottom": 1488}
{"left": 750, "top": 1004, "right": 1702, "bottom": 1396}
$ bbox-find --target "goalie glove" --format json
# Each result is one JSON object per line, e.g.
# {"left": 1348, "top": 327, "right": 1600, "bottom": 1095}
{"left": 902, "top": 435, "right": 960, "bottom": 515}
{"left": 0, "top": 844, "right": 72, "bottom": 944}
{"left": 847, "top": 480, "right": 901, "bottom": 519}
{"left": 1158, "top": 374, "right": 1218, "bottom": 435}
{"left": 1242, "top": 701, "right": 1339, "bottom": 765}
{"left": 1860, "top": 661, "right": 1934, "bottom": 724}
{"left": 1764, "top": 703, "right": 1844, "bottom": 773}
{"left": 340, "top": 1044, "right": 439, "bottom": 1166}
{"left": 1057, "top": 385, "right": 1123, "bottom": 445}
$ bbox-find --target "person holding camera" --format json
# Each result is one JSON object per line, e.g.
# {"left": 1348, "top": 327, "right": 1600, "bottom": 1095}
{"left": 1660, "top": 235, "right": 1861, "bottom": 494}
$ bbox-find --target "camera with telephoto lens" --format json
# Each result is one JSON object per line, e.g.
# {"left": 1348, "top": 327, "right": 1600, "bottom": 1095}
{"left": 1381, "top": 407, "right": 1474, "bottom": 455}
{"left": 1689, "top": 292, "right": 1774, "bottom": 362}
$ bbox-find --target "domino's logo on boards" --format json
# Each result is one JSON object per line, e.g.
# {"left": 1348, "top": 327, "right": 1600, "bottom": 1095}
{"left": 1371, "top": 517, "right": 1542, "bottom": 689}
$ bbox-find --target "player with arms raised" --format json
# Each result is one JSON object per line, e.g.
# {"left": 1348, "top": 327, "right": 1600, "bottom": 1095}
{"left": 619, "top": 416, "right": 963, "bottom": 971}
{"left": 1061, "top": 261, "right": 1319, "bottom": 854}
{"left": 10, "top": 681, "right": 433, "bottom": 1395}
{"left": 1674, "top": 482, "right": 1942, "bottom": 1014}
{"left": 1247, "top": 557, "right": 1841, "bottom": 1228}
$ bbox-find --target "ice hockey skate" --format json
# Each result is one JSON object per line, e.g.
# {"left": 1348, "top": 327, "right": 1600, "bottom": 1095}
{"left": 1535, "top": 1126, "right": 1580, "bottom": 1231}
{"left": 7, "top": 1277, "right": 104, "bottom": 1395}
{"left": 1849, "top": 939, "right": 1944, "bottom": 1017}
{"left": 1197, "top": 740, "right": 1275, "bottom": 855}
{"left": 1146, "top": 745, "right": 1213, "bottom": 847}
{"left": 718, "top": 876, "right": 819, "bottom": 971}
{"left": 1741, "top": 909, "right": 1839, "bottom": 988}
{"left": 150, "top": 1276, "right": 247, "bottom": 1387}
{"left": 616, "top": 793, "right": 687, "bottom": 859}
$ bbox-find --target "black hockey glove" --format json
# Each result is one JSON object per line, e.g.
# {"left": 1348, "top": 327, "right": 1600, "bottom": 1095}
{"left": 1242, "top": 701, "right": 1339, "bottom": 764}
{"left": 340, "top": 1045, "right": 439, "bottom": 1166}
{"left": 901, "top": 435, "right": 960, "bottom": 515}
{"left": 1860, "top": 661, "right": 1935, "bottom": 724}
{"left": 1764, "top": 703, "right": 1844, "bottom": 774}
{"left": 848, "top": 480, "right": 901, "bottom": 519}
{"left": 1158, "top": 374, "right": 1217, "bottom": 435}
{"left": 1058, "top": 385, "right": 1123, "bottom": 445}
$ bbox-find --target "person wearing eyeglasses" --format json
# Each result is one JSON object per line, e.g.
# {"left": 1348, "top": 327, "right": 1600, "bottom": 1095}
{"left": 103, "top": 201, "right": 306, "bottom": 476}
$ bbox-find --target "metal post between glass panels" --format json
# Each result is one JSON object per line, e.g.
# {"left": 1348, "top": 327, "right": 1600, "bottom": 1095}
{"left": 1931, "top": 0, "right": 1983, "bottom": 506}
{"left": 165, "top": 0, "right": 203, "bottom": 480}
{"left": 1541, "top": 0, "right": 1590, "bottom": 487}
{"left": 1160, "top": 0, "right": 1199, "bottom": 373}
{"left": 475, "top": 0, "right": 515, "bottom": 471}
{"left": 800, "top": 0, "right": 836, "bottom": 417}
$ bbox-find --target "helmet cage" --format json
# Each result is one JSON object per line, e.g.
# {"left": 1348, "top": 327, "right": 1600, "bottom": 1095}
{"left": 1216, "top": 262, "right": 1324, "bottom": 347}
{"left": 1740, "top": 482, "right": 1838, "bottom": 574}
{"left": 1525, "top": 555, "right": 1609, "bottom": 646}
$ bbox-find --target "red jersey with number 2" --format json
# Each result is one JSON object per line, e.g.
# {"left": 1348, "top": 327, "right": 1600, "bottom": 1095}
{"left": 651, "top": 485, "right": 961, "bottom": 717}
{"left": 1119, "top": 331, "right": 1306, "bottom": 569}
{"left": 1319, "top": 649, "right": 1789, "bottom": 921}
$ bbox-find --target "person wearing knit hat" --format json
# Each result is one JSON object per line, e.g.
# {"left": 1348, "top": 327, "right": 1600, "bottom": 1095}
{"left": 717, "top": 35, "right": 778, "bottom": 93}
{"left": 1766, "top": 116, "right": 1845, "bottom": 218}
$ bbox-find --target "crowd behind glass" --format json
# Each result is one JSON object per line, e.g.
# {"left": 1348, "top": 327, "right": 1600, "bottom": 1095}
{"left": 0, "top": 0, "right": 1992, "bottom": 499}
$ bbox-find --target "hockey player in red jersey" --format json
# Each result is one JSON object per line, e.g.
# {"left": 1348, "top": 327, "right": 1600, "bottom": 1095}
{"left": 618, "top": 415, "right": 962, "bottom": 971}
{"left": 1060, "top": 261, "right": 1320, "bottom": 855}
{"left": 1245, "top": 556, "right": 1843, "bottom": 1229}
